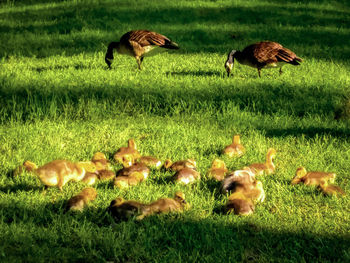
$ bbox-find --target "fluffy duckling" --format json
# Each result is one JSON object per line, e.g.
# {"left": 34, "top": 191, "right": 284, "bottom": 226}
{"left": 221, "top": 169, "right": 255, "bottom": 194}
{"left": 114, "top": 162, "right": 149, "bottom": 188}
{"left": 66, "top": 187, "right": 97, "bottom": 212}
{"left": 136, "top": 192, "right": 189, "bottom": 220}
{"left": 31, "top": 160, "right": 97, "bottom": 191}
{"left": 236, "top": 180, "right": 265, "bottom": 203}
{"left": 173, "top": 167, "right": 200, "bottom": 184}
{"left": 225, "top": 41, "right": 302, "bottom": 77}
{"left": 163, "top": 159, "right": 196, "bottom": 172}
{"left": 97, "top": 169, "right": 116, "bottom": 181}
{"left": 13, "top": 160, "right": 38, "bottom": 177}
{"left": 108, "top": 197, "right": 144, "bottom": 221}
{"left": 225, "top": 192, "right": 255, "bottom": 216}
{"left": 207, "top": 159, "right": 228, "bottom": 181}
{"left": 81, "top": 172, "right": 98, "bottom": 185}
{"left": 91, "top": 152, "right": 111, "bottom": 171}
{"left": 291, "top": 167, "right": 336, "bottom": 186}
{"left": 113, "top": 139, "right": 141, "bottom": 166}
{"left": 116, "top": 162, "right": 150, "bottom": 180}
{"left": 139, "top": 156, "right": 162, "bottom": 169}
{"left": 246, "top": 148, "right": 276, "bottom": 176}
{"left": 319, "top": 182, "right": 346, "bottom": 197}
{"left": 223, "top": 135, "right": 245, "bottom": 157}
{"left": 105, "top": 30, "right": 179, "bottom": 70}
{"left": 222, "top": 170, "right": 265, "bottom": 203}
{"left": 114, "top": 173, "right": 145, "bottom": 189}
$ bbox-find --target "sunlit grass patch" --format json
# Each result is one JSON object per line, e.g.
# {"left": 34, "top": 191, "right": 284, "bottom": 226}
{"left": 1, "top": 0, "right": 350, "bottom": 262}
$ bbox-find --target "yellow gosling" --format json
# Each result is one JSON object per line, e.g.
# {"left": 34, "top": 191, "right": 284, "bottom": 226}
{"left": 136, "top": 192, "right": 189, "bottom": 220}
{"left": 207, "top": 159, "right": 228, "bottom": 181}
{"left": 246, "top": 148, "right": 276, "bottom": 176}
{"left": 291, "top": 167, "right": 336, "bottom": 186}
{"left": 223, "top": 134, "right": 245, "bottom": 157}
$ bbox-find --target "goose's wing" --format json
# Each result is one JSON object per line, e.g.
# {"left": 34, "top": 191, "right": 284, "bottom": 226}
{"left": 252, "top": 41, "right": 282, "bottom": 63}
{"left": 127, "top": 30, "right": 170, "bottom": 47}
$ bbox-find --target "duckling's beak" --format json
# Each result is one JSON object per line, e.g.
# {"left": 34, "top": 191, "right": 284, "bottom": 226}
{"left": 225, "top": 62, "right": 233, "bottom": 77}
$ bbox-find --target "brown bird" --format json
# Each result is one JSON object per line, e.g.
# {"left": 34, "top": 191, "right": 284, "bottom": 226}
{"left": 136, "top": 192, "right": 189, "bottom": 220}
{"left": 105, "top": 30, "right": 179, "bottom": 70}
{"left": 221, "top": 170, "right": 265, "bottom": 203}
{"left": 223, "top": 134, "right": 245, "bottom": 157}
{"left": 207, "top": 159, "right": 228, "bottom": 181}
{"left": 81, "top": 172, "right": 98, "bottom": 185}
{"left": 13, "top": 160, "right": 38, "bottom": 177}
{"left": 108, "top": 197, "right": 144, "bottom": 221}
{"left": 291, "top": 167, "right": 336, "bottom": 186}
{"left": 114, "top": 162, "right": 150, "bottom": 189}
{"left": 139, "top": 156, "right": 162, "bottom": 169}
{"left": 27, "top": 160, "right": 97, "bottom": 191}
{"left": 114, "top": 173, "right": 145, "bottom": 189}
{"left": 91, "top": 152, "right": 111, "bottom": 171}
{"left": 221, "top": 169, "right": 256, "bottom": 194}
{"left": 163, "top": 159, "right": 197, "bottom": 172}
{"left": 113, "top": 139, "right": 141, "bottom": 167}
{"left": 225, "top": 41, "right": 303, "bottom": 77}
{"left": 319, "top": 182, "right": 346, "bottom": 197}
{"left": 66, "top": 187, "right": 97, "bottom": 212}
{"left": 116, "top": 162, "right": 150, "bottom": 180}
{"left": 246, "top": 148, "right": 277, "bottom": 176}
{"left": 97, "top": 169, "right": 116, "bottom": 181}
{"left": 225, "top": 192, "right": 255, "bottom": 216}
{"left": 173, "top": 167, "right": 200, "bottom": 184}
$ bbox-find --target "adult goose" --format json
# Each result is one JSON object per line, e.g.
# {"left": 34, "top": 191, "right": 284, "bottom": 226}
{"left": 225, "top": 41, "right": 302, "bottom": 77}
{"left": 105, "top": 30, "right": 179, "bottom": 70}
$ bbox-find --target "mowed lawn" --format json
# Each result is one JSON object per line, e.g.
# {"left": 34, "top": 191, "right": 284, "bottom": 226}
{"left": 1, "top": 0, "right": 350, "bottom": 262}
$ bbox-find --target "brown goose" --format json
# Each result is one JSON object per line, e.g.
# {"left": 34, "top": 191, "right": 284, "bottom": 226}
{"left": 105, "top": 30, "right": 179, "bottom": 70}
{"left": 225, "top": 41, "right": 302, "bottom": 77}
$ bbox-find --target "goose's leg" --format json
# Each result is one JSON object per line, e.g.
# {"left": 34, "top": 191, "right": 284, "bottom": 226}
{"left": 279, "top": 67, "right": 283, "bottom": 75}
{"left": 257, "top": 68, "right": 261, "bottom": 78}
{"left": 136, "top": 57, "right": 142, "bottom": 70}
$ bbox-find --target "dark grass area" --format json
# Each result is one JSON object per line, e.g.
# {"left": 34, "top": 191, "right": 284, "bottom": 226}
{"left": 0, "top": 77, "right": 345, "bottom": 121}
{"left": 0, "top": 0, "right": 349, "bottom": 59}
{"left": 1, "top": 209, "right": 349, "bottom": 262}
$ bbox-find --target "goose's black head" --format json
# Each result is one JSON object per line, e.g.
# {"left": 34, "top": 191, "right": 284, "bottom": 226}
{"left": 225, "top": 50, "right": 237, "bottom": 77}
{"left": 105, "top": 42, "right": 119, "bottom": 69}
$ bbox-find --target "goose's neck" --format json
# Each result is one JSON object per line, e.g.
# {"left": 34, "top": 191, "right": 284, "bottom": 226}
{"left": 233, "top": 51, "right": 244, "bottom": 63}
{"left": 106, "top": 42, "right": 120, "bottom": 58}
{"left": 266, "top": 153, "right": 275, "bottom": 166}
{"left": 233, "top": 135, "right": 240, "bottom": 144}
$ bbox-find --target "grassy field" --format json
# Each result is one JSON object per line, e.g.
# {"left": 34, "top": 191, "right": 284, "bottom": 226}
{"left": 1, "top": 0, "right": 350, "bottom": 262}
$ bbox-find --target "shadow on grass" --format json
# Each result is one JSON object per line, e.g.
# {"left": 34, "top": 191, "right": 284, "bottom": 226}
{"left": 0, "top": 0, "right": 349, "bottom": 60}
{"left": 150, "top": 174, "right": 173, "bottom": 186}
{"left": 0, "top": 183, "right": 43, "bottom": 193}
{"left": 259, "top": 126, "right": 350, "bottom": 138}
{"left": 1, "top": 202, "right": 349, "bottom": 262}
{"left": 166, "top": 70, "right": 224, "bottom": 78}
{"left": 1, "top": 74, "right": 348, "bottom": 138}
{"left": 32, "top": 63, "right": 95, "bottom": 72}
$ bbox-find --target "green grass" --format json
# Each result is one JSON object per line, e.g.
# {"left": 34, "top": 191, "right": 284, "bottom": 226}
{"left": 1, "top": 0, "right": 350, "bottom": 262}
